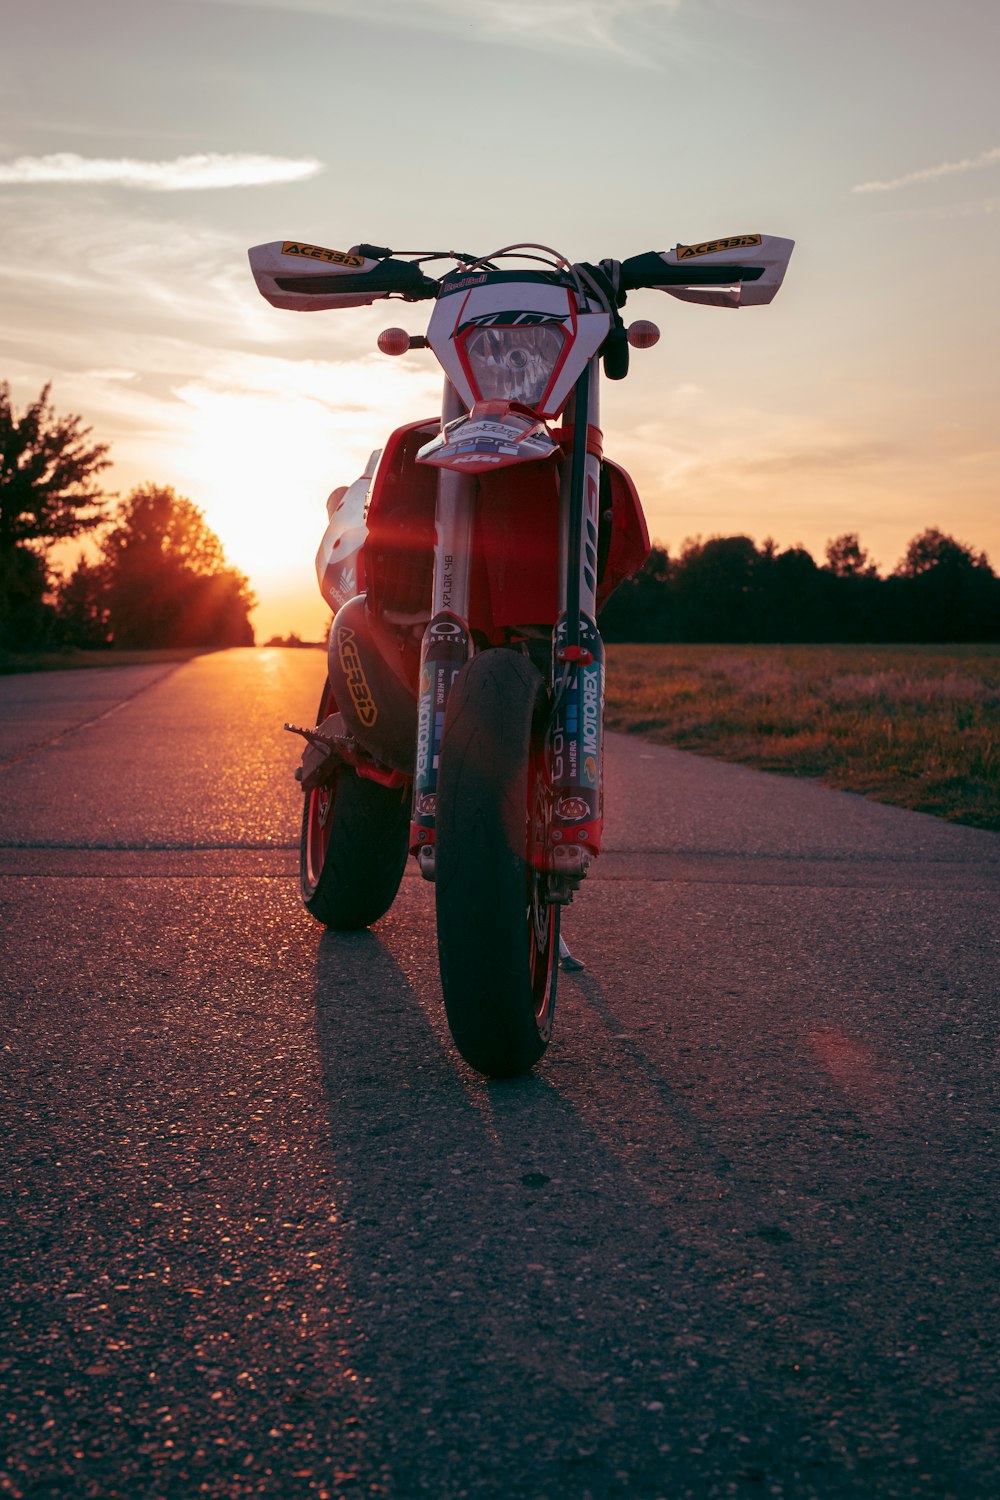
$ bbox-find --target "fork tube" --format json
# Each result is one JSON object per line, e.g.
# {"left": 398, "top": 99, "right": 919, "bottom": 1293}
{"left": 559, "top": 358, "right": 601, "bottom": 646}
{"left": 411, "top": 379, "right": 475, "bottom": 869}
{"left": 551, "top": 357, "right": 605, "bottom": 867}
{"left": 431, "top": 379, "right": 475, "bottom": 619}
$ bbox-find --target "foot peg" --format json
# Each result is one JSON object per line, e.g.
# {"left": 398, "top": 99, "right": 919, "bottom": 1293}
{"left": 285, "top": 713, "right": 351, "bottom": 790}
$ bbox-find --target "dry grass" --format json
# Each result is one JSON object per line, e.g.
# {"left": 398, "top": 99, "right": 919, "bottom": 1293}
{"left": 605, "top": 644, "right": 1000, "bottom": 830}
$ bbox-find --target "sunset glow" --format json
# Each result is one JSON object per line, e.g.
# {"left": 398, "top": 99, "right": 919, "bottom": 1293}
{"left": 2, "top": 0, "right": 998, "bottom": 640}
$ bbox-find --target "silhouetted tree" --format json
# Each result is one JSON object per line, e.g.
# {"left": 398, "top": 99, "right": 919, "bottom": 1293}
{"left": 890, "top": 528, "right": 1000, "bottom": 641}
{"left": 92, "top": 484, "right": 255, "bottom": 648}
{"left": 671, "top": 535, "right": 760, "bottom": 640}
{"left": 0, "top": 545, "right": 59, "bottom": 649}
{"left": 818, "top": 534, "right": 885, "bottom": 638}
{"left": 763, "top": 545, "right": 825, "bottom": 640}
{"left": 0, "top": 383, "right": 110, "bottom": 647}
{"left": 599, "top": 544, "right": 673, "bottom": 640}
{"left": 55, "top": 557, "right": 111, "bottom": 648}
{"left": 825, "top": 533, "right": 878, "bottom": 578}
{"left": 601, "top": 526, "right": 999, "bottom": 644}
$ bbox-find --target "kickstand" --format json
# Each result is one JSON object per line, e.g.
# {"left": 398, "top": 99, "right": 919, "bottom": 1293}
{"left": 559, "top": 935, "right": 585, "bottom": 973}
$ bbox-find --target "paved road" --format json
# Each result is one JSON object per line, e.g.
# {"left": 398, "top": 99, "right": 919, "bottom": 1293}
{"left": 1, "top": 648, "right": 997, "bottom": 1499}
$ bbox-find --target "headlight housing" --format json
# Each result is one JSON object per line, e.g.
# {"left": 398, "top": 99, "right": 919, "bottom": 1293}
{"left": 460, "top": 325, "right": 565, "bottom": 409}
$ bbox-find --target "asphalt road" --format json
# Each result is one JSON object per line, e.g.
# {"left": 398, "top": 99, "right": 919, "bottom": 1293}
{"left": 1, "top": 648, "right": 997, "bottom": 1500}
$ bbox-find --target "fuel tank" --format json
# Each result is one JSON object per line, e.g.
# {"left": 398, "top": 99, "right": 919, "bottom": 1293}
{"left": 327, "top": 595, "right": 417, "bottom": 774}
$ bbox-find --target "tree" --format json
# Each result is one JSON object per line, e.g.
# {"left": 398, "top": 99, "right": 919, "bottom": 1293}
{"left": 891, "top": 528, "right": 999, "bottom": 641}
{"left": 0, "top": 383, "right": 110, "bottom": 550}
{"left": 0, "top": 545, "right": 57, "bottom": 650}
{"left": 55, "top": 557, "right": 111, "bottom": 649}
{"left": 893, "top": 527, "right": 987, "bottom": 578}
{"left": 600, "top": 544, "right": 673, "bottom": 640}
{"left": 763, "top": 545, "right": 824, "bottom": 640}
{"left": 825, "top": 533, "right": 879, "bottom": 578}
{"left": 671, "top": 535, "right": 761, "bottom": 640}
{"left": 96, "top": 484, "right": 255, "bottom": 648}
{"left": 0, "top": 382, "right": 111, "bottom": 647}
{"left": 600, "top": 526, "right": 1000, "bottom": 644}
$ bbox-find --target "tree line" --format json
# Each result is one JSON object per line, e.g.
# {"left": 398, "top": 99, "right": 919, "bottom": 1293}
{"left": 3, "top": 381, "right": 998, "bottom": 652}
{"left": 1, "top": 383, "right": 254, "bottom": 652}
{"left": 601, "top": 530, "right": 1000, "bottom": 643}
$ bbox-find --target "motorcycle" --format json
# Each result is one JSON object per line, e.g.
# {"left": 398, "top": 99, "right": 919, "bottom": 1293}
{"left": 249, "top": 232, "right": 794, "bottom": 1077}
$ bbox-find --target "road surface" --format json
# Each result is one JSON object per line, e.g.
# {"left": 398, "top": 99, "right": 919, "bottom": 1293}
{"left": 1, "top": 648, "right": 997, "bottom": 1499}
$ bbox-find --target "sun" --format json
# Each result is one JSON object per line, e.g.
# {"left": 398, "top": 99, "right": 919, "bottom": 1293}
{"left": 161, "top": 353, "right": 441, "bottom": 638}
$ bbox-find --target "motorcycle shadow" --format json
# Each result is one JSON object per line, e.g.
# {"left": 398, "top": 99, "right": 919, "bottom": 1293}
{"left": 308, "top": 922, "right": 788, "bottom": 1498}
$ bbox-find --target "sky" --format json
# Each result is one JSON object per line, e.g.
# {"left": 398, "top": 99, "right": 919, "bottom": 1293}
{"left": 1, "top": 0, "right": 998, "bottom": 642}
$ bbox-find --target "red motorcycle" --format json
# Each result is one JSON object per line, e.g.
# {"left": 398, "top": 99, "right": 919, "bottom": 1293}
{"left": 249, "top": 233, "right": 794, "bottom": 1076}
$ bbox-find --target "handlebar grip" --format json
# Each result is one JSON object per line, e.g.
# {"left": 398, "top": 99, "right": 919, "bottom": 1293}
{"left": 274, "top": 257, "right": 439, "bottom": 301}
{"left": 352, "top": 243, "right": 393, "bottom": 260}
{"left": 620, "top": 250, "right": 764, "bottom": 291}
{"left": 619, "top": 236, "right": 794, "bottom": 307}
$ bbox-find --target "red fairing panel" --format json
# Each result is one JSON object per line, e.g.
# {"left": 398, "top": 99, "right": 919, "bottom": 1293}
{"left": 597, "top": 459, "right": 650, "bottom": 610}
{"left": 365, "top": 419, "right": 561, "bottom": 640}
{"left": 364, "top": 422, "right": 649, "bottom": 637}
{"left": 364, "top": 419, "right": 439, "bottom": 621}
{"left": 475, "top": 463, "right": 562, "bottom": 628}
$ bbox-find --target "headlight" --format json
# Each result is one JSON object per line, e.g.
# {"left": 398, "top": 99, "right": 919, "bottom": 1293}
{"left": 460, "top": 325, "right": 565, "bottom": 408}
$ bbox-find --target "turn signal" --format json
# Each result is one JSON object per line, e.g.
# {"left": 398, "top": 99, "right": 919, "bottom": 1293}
{"left": 627, "top": 320, "right": 660, "bottom": 349}
{"left": 377, "top": 328, "right": 411, "bottom": 356}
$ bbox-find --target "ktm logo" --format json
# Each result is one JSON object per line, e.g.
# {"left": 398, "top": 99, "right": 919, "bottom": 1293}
{"left": 456, "top": 311, "right": 569, "bottom": 333}
{"left": 336, "top": 626, "right": 378, "bottom": 728}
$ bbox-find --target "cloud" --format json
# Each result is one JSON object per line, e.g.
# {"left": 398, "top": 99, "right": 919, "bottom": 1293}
{"left": 0, "top": 189, "right": 416, "bottom": 393}
{"left": 852, "top": 146, "right": 1000, "bottom": 194}
{"left": 200, "top": 0, "right": 684, "bottom": 64}
{"left": 0, "top": 152, "right": 323, "bottom": 191}
{"left": 82, "top": 369, "right": 139, "bottom": 383}
{"left": 0, "top": 181, "right": 442, "bottom": 603}
{"left": 722, "top": 441, "right": 894, "bottom": 478}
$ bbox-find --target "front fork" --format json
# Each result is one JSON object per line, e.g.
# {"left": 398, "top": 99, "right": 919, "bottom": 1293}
{"left": 547, "top": 615, "right": 605, "bottom": 900}
{"left": 409, "top": 380, "right": 474, "bottom": 877}
{"left": 548, "top": 357, "right": 605, "bottom": 901}
{"left": 410, "top": 363, "right": 606, "bottom": 899}
{"left": 410, "top": 610, "right": 470, "bottom": 877}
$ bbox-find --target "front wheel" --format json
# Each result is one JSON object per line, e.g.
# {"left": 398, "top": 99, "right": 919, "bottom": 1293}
{"left": 300, "top": 679, "right": 410, "bottom": 930}
{"left": 435, "top": 650, "right": 558, "bottom": 1078}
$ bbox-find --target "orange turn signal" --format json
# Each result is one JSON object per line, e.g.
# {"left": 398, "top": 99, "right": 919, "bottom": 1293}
{"left": 377, "top": 328, "right": 411, "bottom": 356}
{"left": 627, "top": 320, "right": 660, "bottom": 349}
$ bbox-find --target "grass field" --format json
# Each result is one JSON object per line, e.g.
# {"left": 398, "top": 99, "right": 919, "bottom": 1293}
{"left": 605, "top": 644, "right": 1000, "bottom": 831}
{"left": 4, "top": 642, "right": 997, "bottom": 830}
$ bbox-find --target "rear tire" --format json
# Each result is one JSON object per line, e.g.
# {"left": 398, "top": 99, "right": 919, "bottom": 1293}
{"left": 436, "top": 650, "right": 558, "bottom": 1077}
{"left": 300, "top": 679, "right": 410, "bottom": 930}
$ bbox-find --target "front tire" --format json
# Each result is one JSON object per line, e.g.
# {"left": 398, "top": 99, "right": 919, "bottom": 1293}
{"left": 435, "top": 650, "right": 558, "bottom": 1077}
{"left": 300, "top": 680, "right": 410, "bottom": 930}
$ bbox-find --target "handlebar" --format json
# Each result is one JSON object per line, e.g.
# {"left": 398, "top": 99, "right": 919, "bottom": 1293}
{"left": 250, "top": 235, "right": 794, "bottom": 313}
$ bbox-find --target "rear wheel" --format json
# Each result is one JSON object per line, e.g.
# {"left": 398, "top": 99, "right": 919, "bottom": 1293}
{"left": 435, "top": 650, "right": 558, "bottom": 1077}
{"left": 300, "top": 679, "right": 410, "bottom": 929}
